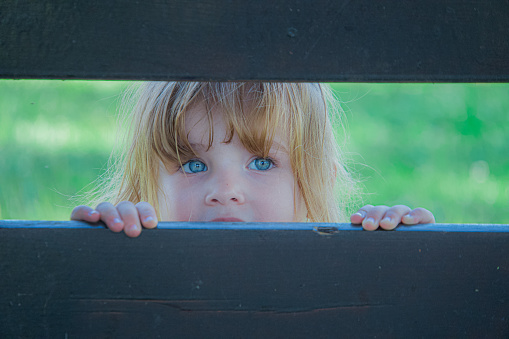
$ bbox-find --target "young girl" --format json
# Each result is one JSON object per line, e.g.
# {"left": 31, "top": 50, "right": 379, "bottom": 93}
{"left": 71, "top": 82, "right": 434, "bottom": 237}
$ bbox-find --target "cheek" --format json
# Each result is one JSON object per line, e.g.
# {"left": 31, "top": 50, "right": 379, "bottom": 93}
{"left": 158, "top": 175, "right": 199, "bottom": 221}
{"left": 253, "top": 174, "right": 303, "bottom": 222}
{"left": 294, "top": 189, "right": 308, "bottom": 222}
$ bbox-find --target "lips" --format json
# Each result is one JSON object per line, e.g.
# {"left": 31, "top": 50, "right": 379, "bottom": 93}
{"left": 210, "top": 217, "right": 245, "bottom": 222}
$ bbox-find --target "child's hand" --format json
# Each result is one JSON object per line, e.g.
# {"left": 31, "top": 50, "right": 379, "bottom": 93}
{"left": 71, "top": 202, "right": 158, "bottom": 237}
{"left": 350, "top": 204, "right": 435, "bottom": 231}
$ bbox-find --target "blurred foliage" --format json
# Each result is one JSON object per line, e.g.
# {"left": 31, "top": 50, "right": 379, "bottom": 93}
{"left": 331, "top": 83, "right": 509, "bottom": 224}
{"left": 0, "top": 80, "right": 127, "bottom": 220}
{"left": 0, "top": 80, "right": 508, "bottom": 223}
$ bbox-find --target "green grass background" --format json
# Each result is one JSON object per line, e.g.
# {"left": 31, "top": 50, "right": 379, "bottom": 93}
{"left": 1, "top": 80, "right": 508, "bottom": 223}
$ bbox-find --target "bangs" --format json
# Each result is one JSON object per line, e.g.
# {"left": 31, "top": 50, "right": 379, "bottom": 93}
{"left": 105, "top": 81, "right": 353, "bottom": 223}
{"left": 149, "top": 82, "right": 293, "bottom": 167}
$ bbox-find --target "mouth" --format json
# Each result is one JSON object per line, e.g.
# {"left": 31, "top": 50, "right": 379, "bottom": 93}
{"left": 210, "top": 217, "right": 245, "bottom": 223}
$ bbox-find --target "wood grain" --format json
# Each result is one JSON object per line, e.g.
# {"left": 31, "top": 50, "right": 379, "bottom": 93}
{"left": 1, "top": 221, "right": 508, "bottom": 337}
{"left": 1, "top": 0, "right": 508, "bottom": 82}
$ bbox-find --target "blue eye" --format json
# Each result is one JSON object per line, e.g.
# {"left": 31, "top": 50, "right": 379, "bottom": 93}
{"left": 248, "top": 158, "right": 274, "bottom": 171}
{"left": 182, "top": 160, "right": 207, "bottom": 173}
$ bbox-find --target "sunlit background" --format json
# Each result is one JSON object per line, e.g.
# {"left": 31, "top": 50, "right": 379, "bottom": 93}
{"left": 1, "top": 80, "right": 508, "bottom": 223}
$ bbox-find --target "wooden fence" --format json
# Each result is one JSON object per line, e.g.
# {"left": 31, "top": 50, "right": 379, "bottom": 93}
{"left": 1, "top": 0, "right": 508, "bottom": 337}
{"left": 1, "top": 0, "right": 508, "bottom": 82}
{"left": 1, "top": 221, "right": 508, "bottom": 337}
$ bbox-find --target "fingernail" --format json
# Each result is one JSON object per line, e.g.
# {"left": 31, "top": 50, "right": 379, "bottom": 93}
{"left": 144, "top": 216, "right": 154, "bottom": 223}
{"left": 382, "top": 216, "right": 392, "bottom": 223}
{"left": 128, "top": 224, "right": 139, "bottom": 232}
{"left": 113, "top": 218, "right": 122, "bottom": 225}
{"left": 365, "top": 217, "right": 375, "bottom": 225}
{"left": 88, "top": 210, "right": 99, "bottom": 217}
{"left": 355, "top": 211, "right": 366, "bottom": 218}
{"left": 404, "top": 214, "right": 414, "bottom": 221}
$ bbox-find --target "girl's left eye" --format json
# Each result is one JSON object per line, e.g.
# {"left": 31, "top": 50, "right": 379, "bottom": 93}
{"left": 248, "top": 158, "right": 274, "bottom": 171}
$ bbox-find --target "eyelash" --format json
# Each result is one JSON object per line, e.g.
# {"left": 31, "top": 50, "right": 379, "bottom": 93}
{"left": 181, "top": 159, "right": 207, "bottom": 174}
{"left": 180, "top": 157, "right": 277, "bottom": 174}
{"left": 248, "top": 157, "right": 277, "bottom": 171}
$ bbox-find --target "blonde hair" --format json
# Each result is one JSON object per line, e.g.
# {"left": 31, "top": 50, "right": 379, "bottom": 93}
{"left": 88, "top": 82, "right": 359, "bottom": 222}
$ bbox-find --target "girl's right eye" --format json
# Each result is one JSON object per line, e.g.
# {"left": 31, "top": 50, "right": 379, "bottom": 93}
{"left": 182, "top": 160, "right": 208, "bottom": 174}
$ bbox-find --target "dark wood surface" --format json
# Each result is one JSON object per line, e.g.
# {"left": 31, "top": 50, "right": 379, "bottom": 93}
{"left": 1, "top": 221, "right": 508, "bottom": 338}
{"left": 1, "top": 0, "right": 508, "bottom": 82}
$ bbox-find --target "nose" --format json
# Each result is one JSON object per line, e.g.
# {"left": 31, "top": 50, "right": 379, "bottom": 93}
{"left": 204, "top": 171, "right": 246, "bottom": 206}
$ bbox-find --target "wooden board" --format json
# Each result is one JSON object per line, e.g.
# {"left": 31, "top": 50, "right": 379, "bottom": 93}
{"left": 1, "top": 0, "right": 508, "bottom": 82}
{"left": 1, "top": 220, "right": 508, "bottom": 337}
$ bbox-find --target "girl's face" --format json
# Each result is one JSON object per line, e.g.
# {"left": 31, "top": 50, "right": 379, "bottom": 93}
{"left": 157, "top": 103, "right": 307, "bottom": 222}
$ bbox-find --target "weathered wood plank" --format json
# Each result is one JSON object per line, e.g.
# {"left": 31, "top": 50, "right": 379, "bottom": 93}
{"left": 1, "top": 220, "right": 508, "bottom": 337}
{"left": 1, "top": 0, "right": 508, "bottom": 82}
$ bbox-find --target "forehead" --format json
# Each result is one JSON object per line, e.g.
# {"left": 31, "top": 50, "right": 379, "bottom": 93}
{"left": 183, "top": 99, "right": 289, "bottom": 152}
{"left": 184, "top": 101, "right": 211, "bottom": 143}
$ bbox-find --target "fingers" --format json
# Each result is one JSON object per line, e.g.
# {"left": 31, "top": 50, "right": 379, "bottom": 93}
{"left": 71, "top": 201, "right": 159, "bottom": 238}
{"left": 114, "top": 201, "right": 159, "bottom": 237}
{"left": 361, "top": 205, "right": 391, "bottom": 231}
{"left": 350, "top": 205, "right": 373, "bottom": 224}
{"left": 351, "top": 204, "right": 392, "bottom": 231}
{"left": 378, "top": 205, "right": 412, "bottom": 230}
{"left": 116, "top": 201, "right": 143, "bottom": 238}
{"left": 135, "top": 202, "right": 158, "bottom": 229}
{"left": 96, "top": 202, "right": 125, "bottom": 233}
{"left": 402, "top": 207, "right": 436, "bottom": 225}
{"left": 71, "top": 205, "right": 101, "bottom": 223}
{"left": 350, "top": 204, "right": 435, "bottom": 231}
